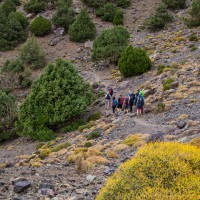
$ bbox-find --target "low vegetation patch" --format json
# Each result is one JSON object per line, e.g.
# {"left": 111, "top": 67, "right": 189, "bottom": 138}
{"left": 78, "top": 121, "right": 95, "bottom": 132}
{"left": 96, "top": 142, "right": 200, "bottom": 200}
{"left": 163, "top": 77, "right": 175, "bottom": 91}
{"left": 162, "top": 0, "right": 186, "bottom": 9}
{"left": 87, "top": 131, "right": 101, "bottom": 140}
{"left": 88, "top": 112, "right": 102, "bottom": 121}
{"left": 51, "top": 142, "right": 71, "bottom": 152}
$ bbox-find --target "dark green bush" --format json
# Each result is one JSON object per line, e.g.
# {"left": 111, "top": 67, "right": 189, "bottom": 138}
{"left": 8, "top": 12, "right": 29, "bottom": 29}
{"left": 81, "top": 0, "right": 106, "bottom": 8}
{"left": 61, "top": 119, "right": 86, "bottom": 132}
{"left": 69, "top": 10, "right": 96, "bottom": 42}
{"left": 119, "top": 45, "right": 151, "bottom": 77}
{"left": 87, "top": 131, "right": 101, "bottom": 140}
{"left": 96, "top": 3, "right": 118, "bottom": 22}
{"left": 162, "top": 0, "right": 186, "bottom": 9}
{"left": 185, "top": 0, "right": 200, "bottom": 27}
{"left": 0, "top": 89, "right": 16, "bottom": 142}
{"left": 145, "top": 3, "right": 173, "bottom": 31}
{"left": 20, "top": 36, "right": 46, "bottom": 69}
{"left": 1, "top": 0, "right": 16, "bottom": 17}
{"left": 19, "top": 59, "right": 94, "bottom": 141}
{"left": 113, "top": 9, "right": 123, "bottom": 25}
{"left": 189, "top": 33, "right": 198, "bottom": 41}
{"left": 24, "top": 0, "right": 46, "bottom": 13}
{"left": 11, "top": 0, "right": 20, "bottom": 6}
{"left": 116, "top": 0, "right": 131, "bottom": 8}
{"left": 30, "top": 16, "right": 51, "bottom": 36}
{"left": 88, "top": 111, "right": 101, "bottom": 121}
{"left": 1, "top": 59, "right": 24, "bottom": 73}
{"left": 52, "top": 6, "right": 75, "bottom": 31}
{"left": 84, "top": 142, "right": 92, "bottom": 147}
{"left": 92, "top": 26, "right": 129, "bottom": 63}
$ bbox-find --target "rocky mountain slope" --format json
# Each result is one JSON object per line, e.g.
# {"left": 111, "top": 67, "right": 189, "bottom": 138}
{"left": 0, "top": 0, "right": 199, "bottom": 199}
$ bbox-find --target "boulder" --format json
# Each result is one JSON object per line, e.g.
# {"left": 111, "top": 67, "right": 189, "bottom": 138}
{"left": 14, "top": 180, "right": 31, "bottom": 193}
{"left": 49, "top": 37, "right": 61, "bottom": 46}
{"left": 176, "top": 121, "right": 186, "bottom": 129}
{"left": 86, "top": 175, "right": 96, "bottom": 183}
{"left": 84, "top": 41, "right": 93, "bottom": 50}
{"left": 53, "top": 28, "right": 65, "bottom": 37}
{"left": 147, "top": 131, "right": 164, "bottom": 143}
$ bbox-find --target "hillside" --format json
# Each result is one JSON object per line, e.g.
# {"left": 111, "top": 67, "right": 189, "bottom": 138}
{"left": 0, "top": 0, "right": 200, "bottom": 199}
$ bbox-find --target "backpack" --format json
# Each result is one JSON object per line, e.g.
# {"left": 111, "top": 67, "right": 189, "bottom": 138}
{"left": 137, "top": 95, "right": 143, "bottom": 106}
{"left": 119, "top": 97, "right": 124, "bottom": 104}
{"left": 109, "top": 88, "right": 113, "bottom": 96}
{"left": 113, "top": 99, "right": 117, "bottom": 107}
{"left": 105, "top": 94, "right": 111, "bottom": 100}
{"left": 125, "top": 98, "right": 129, "bottom": 105}
{"left": 130, "top": 94, "right": 135, "bottom": 104}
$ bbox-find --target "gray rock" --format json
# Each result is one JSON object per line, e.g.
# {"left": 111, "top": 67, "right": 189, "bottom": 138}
{"left": 147, "top": 131, "right": 164, "bottom": 143}
{"left": 39, "top": 188, "right": 54, "bottom": 196}
{"left": 86, "top": 175, "right": 96, "bottom": 183}
{"left": 84, "top": 41, "right": 93, "bottom": 50}
{"left": 54, "top": 27, "right": 65, "bottom": 37}
{"left": 14, "top": 181, "right": 31, "bottom": 193}
{"left": 39, "top": 182, "right": 54, "bottom": 190}
{"left": 171, "top": 81, "right": 179, "bottom": 88}
{"left": 176, "top": 121, "right": 186, "bottom": 129}
{"left": 49, "top": 37, "right": 61, "bottom": 46}
{"left": 76, "top": 188, "right": 89, "bottom": 195}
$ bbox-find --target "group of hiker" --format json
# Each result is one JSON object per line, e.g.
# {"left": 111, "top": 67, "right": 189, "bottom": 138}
{"left": 105, "top": 88, "right": 145, "bottom": 117}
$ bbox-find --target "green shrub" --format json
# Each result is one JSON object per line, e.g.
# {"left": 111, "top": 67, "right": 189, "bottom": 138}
{"left": 88, "top": 111, "right": 102, "bottom": 121}
{"left": 96, "top": 142, "right": 200, "bottom": 200}
{"left": 113, "top": 9, "right": 123, "bottom": 25}
{"left": 78, "top": 121, "right": 95, "bottom": 132}
{"left": 39, "top": 148, "right": 51, "bottom": 159}
{"left": 11, "top": 0, "right": 20, "bottom": 6}
{"left": 30, "top": 16, "right": 51, "bottom": 36}
{"left": 51, "top": 142, "right": 71, "bottom": 152}
{"left": 1, "top": 0, "right": 16, "bottom": 17}
{"left": 118, "top": 45, "right": 151, "bottom": 77}
{"left": 116, "top": 0, "right": 131, "bottom": 8}
{"left": 21, "top": 75, "right": 32, "bottom": 88}
{"left": 81, "top": 0, "right": 106, "bottom": 8}
{"left": 189, "top": 33, "right": 198, "bottom": 41}
{"left": 145, "top": 3, "right": 173, "bottom": 31}
{"left": 52, "top": 5, "right": 75, "bottom": 31}
{"left": 87, "top": 131, "right": 101, "bottom": 140}
{"left": 20, "top": 36, "right": 46, "bottom": 69}
{"left": 190, "top": 46, "right": 197, "bottom": 51}
{"left": 1, "top": 59, "right": 24, "bottom": 73}
{"left": 24, "top": 0, "right": 46, "bottom": 13}
{"left": 84, "top": 142, "right": 93, "bottom": 147}
{"left": 185, "top": 0, "right": 200, "bottom": 27}
{"left": 92, "top": 26, "right": 130, "bottom": 63}
{"left": 162, "top": 0, "right": 186, "bottom": 9}
{"left": 156, "top": 102, "right": 165, "bottom": 112}
{"left": 163, "top": 77, "right": 174, "bottom": 91}
{"left": 61, "top": 119, "right": 86, "bottom": 132}
{"left": 0, "top": 89, "right": 16, "bottom": 142}
{"left": 19, "top": 59, "right": 94, "bottom": 141}
{"left": 157, "top": 64, "right": 166, "bottom": 75}
{"left": 8, "top": 12, "right": 29, "bottom": 29}
{"left": 96, "top": 3, "right": 118, "bottom": 22}
{"left": 68, "top": 10, "right": 96, "bottom": 42}
{"left": 0, "top": 10, "right": 28, "bottom": 51}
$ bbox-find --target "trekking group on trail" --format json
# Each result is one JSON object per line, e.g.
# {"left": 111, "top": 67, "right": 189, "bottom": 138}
{"left": 105, "top": 88, "right": 145, "bottom": 117}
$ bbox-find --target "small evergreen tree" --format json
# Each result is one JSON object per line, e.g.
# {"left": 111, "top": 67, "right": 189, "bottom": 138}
{"left": 81, "top": 0, "right": 106, "bottom": 8}
{"left": 52, "top": 5, "right": 75, "bottom": 31}
{"left": 144, "top": 3, "right": 173, "bottom": 31}
{"left": 8, "top": 12, "right": 29, "bottom": 29}
{"left": 162, "top": 0, "right": 186, "bottom": 9}
{"left": 185, "top": 0, "right": 200, "bottom": 27}
{"left": 68, "top": 10, "right": 96, "bottom": 42}
{"left": 20, "top": 36, "right": 46, "bottom": 69}
{"left": 1, "top": 0, "right": 16, "bottom": 17}
{"left": 19, "top": 59, "right": 94, "bottom": 141}
{"left": 118, "top": 45, "right": 151, "bottom": 77}
{"left": 113, "top": 9, "right": 123, "bottom": 25}
{"left": 24, "top": 0, "right": 46, "bottom": 13}
{"left": 92, "top": 26, "right": 130, "bottom": 63}
{"left": 30, "top": 16, "right": 51, "bottom": 36}
{"left": 96, "top": 3, "right": 118, "bottom": 22}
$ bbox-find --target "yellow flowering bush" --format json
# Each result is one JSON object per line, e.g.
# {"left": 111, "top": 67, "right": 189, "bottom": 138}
{"left": 96, "top": 142, "right": 200, "bottom": 200}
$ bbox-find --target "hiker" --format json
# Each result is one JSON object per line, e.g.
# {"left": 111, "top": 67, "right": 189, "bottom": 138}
{"left": 108, "top": 87, "right": 113, "bottom": 97}
{"left": 128, "top": 91, "right": 135, "bottom": 113}
{"left": 112, "top": 97, "right": 118, "bottom": 114}
{"left": 105, "top": 91, "right": 111, "bottom": 109}
{"left": 139, "top": 90, "right": 145, "bottom": 114}
{"left": 123, "top": 96, "right": 129, "bottom": 114}
{"left": 117, "top": 95, "right": 124, "bottom": 110}
{"left": 134, "top": 89, "right": 140, "bottom": 106}
{"left": 136, "top": 94, "right": 144, "bottom": 117}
